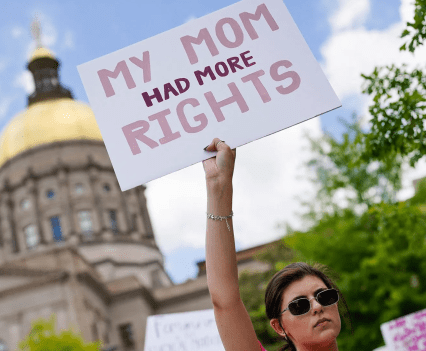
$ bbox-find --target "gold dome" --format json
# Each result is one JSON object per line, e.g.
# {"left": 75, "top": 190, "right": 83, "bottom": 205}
{"left": 30, "top": 47, "right": 55, "bottom": 61}
{"left": 0, "top": 98, "right": 103, "bottom": 168}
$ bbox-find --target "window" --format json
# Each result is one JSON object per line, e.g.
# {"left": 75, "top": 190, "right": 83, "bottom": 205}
{"left": 103, "top": 183, "right": 111, "bottom": 193}
{"left": 50, "top": 216, "right": 63, "bottom": 242}
{"left": 131, "top": 214, "right": 138, "bottom": 231}
{"left": 21, "top": 199, "right": 31, "bottom": 210}
{"left": 119, "top": 323, "right": 135, "bottom": 349}
{"left": 25, "top": 225, "right": 39, "bottom": 249}
{"left": 109, "top": 210, "right": 118, "bottom": 235}
{"left": 46, "top": 189, "right": 55, "bottom": 199}
{"left": 75, "top": 183, "right": 85, "bottom": 195}
{"left": 78, "top": 211, "right": 93, "bottom": 238}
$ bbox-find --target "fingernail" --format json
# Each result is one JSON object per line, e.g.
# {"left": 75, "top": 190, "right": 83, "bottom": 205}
{"left": 203, "top": 146, "right": 209, "bottom": 151}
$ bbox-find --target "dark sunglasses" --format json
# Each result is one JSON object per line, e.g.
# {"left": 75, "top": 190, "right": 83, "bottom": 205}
{"left": 280, "top": 288, "right": 339, "bottom": 316}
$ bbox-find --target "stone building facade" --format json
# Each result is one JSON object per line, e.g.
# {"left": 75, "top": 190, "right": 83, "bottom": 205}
{"left": 0, "top": 44, "right": 274, "bottom": 351}
{"left": 0, "top": 45, "right": 215, "bottom": 351}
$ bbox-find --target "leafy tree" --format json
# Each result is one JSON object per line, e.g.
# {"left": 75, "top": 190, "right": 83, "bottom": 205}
{"left": 361, "top": 0, "right": 426, "bottom": 167}
{"left": 239, "top": 118, "right": 426, "bottom": 351}
{"left": 299, "top": 114, "right": 402, "bottom": 225}
{"left": 18, "top": 314, "right": 102, "bottom": 351}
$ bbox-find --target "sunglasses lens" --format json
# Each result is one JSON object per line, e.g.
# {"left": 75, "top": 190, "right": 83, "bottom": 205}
{"left": 289, "top": 299, "right": 311, "bottom": 315}
{"left": 317, "top": 289, "right": 339, "bottom": 306}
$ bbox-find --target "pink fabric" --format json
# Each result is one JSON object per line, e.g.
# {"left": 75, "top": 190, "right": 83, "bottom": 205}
{"left": 258, "top": 340, "right": 267, "bottom": 351}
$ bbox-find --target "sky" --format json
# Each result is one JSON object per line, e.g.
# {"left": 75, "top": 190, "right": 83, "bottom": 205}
{"left": 0, "top": 0, "right": 426, "bottom": 284}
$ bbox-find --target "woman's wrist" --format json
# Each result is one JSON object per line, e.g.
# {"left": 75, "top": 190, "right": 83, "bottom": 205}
{"left": 207, "top": 181, "right": 233, "bottom": 214}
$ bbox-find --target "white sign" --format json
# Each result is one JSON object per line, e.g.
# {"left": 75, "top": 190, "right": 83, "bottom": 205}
{"left": 381, "top": 308, "right": 426, "bottom": 351}
{"left": 144, "top": 309, "right": 225, "bottom": 351}
{"left": 78, "top": 0, "right": 341, "bottom": 191}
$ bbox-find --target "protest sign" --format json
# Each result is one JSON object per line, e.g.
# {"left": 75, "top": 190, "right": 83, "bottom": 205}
{"left": 144, "top": 309, "right": 224, "bottom": 351}
{"left": 78, "top": 0, "right": 341, "bottom": 191}
{"left": 381, "top": 308, "right": 426, "bottom": 351}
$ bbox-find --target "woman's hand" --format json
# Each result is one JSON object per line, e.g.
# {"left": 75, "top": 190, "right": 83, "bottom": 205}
{"left": 203, "top": 138, "right": 236, "bottom": 186}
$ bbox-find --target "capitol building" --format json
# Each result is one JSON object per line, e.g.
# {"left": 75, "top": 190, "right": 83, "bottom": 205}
{"left": 0, "top": 35, "right": 274, "bottom": 350}
{"left": 0, "top": 42, "right": 219, "bottom": 351}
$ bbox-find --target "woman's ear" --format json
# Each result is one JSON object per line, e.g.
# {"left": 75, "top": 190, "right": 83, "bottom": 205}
{"left": 270, "top": 318, "right": 287, "bottom": 336}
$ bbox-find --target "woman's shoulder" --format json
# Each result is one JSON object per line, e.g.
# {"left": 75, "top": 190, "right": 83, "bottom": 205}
{"left": 258, "top": 340, "right": 267, "bottom": 351}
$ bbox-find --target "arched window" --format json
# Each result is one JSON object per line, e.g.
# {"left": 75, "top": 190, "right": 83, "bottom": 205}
{"left": 46, "top": 189, "right": 55, "bottom": 199}
{"left": 25, "top": 225, "right": 39, "bottom": 249}
{"left": 75, "top": 183, "right": 85, "bottom": 195}
{"left": 78, "top": 210, "right": 93, "bottom": 238}
{"left": 20, "top": 199, "right": 31, "bottom": 210}
{"left": 103, "top": 183, "right": 111, "bottom": 193}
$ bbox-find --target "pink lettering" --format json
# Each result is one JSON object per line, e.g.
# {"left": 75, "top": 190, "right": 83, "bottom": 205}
{"left": 176, "top": 98, "right": 208, "bottom": 133}
{"left": 241, "top": 70, "right": 271, "bottom": 103}
{"left": 204, "top": 82, "right": 249, "bottom": 122}
{"left": 181, "top": 28, "right": 220, "bottom": 65}
{"left": 148, "top": 109, "right": 181, "bottom": 144}
{"left": 215, "top": 17, "right": 244, "bottom": 48}
{"left": 270, "top": 60, "right": 301, "bottom": 95}
{"left": 122, "top": 120, "right": 159, "bottom": 155}
{"left": 129, "top": 51, "right": 152, "bottom": 83}
{"left": 239, "top": 3, "right": 279, "bottom": 40}
{"left": 98, "top": 61, "right": 136, "bottom": 98}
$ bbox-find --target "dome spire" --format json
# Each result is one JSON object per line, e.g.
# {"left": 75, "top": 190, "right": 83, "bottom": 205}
{"left": 27, "top": 17, "right": 73, "bottom": 106}
{"left": 31, "top": 16, "right": 42, "bottom": 48}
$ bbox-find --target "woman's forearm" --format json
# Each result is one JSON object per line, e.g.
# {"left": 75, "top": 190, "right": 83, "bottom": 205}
{"left": 206, "top": 181, "right": 240, "bottom": 307}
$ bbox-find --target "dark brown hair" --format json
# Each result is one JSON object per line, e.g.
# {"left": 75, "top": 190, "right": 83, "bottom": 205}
{"left": 265, "top": 262, "right": 352, "bottom": 351}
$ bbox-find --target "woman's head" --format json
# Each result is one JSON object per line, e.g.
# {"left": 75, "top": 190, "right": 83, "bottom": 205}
{"left": 265, "top": 262, "right": 347, "bottom": 351}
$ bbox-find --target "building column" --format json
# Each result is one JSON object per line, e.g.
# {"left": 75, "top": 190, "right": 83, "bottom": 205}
{"left": 26, "top": 169, "right": 47, "bottom": 245}
{"left": 87, "top": 157, "right": 108, "bottom": 240}
{"left": 136, "top": 185, "right": 155, "bottom": 240}
{"left": 57, "top": 164, "right": 77, "bottom": 243}
{"left": 116, "top": 178, "right": 131, "bottom": 234}
{"left": 1, "top": 180, "right": 20, "bottom": 254}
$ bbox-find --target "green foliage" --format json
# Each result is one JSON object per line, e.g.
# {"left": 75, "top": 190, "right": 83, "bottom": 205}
{"left": 18, "top": 314, "right": 102, "bottom": 351}
{"left": 400, "top": 0, "right": 426, "bottom": 52}
{"left": 286, "top": 202, "right": 426, "bottom": 351}
{"left": 239, "top": 115, "right": 426, "bottom": 351}
{"left": 362, "top": 0, "right": 426, "bottom": 166}
{"left": 299, "top": 114, "right": 402, "bottom": 225}
{"left": 361, "top": 65, "right": 426, "bottom": 167}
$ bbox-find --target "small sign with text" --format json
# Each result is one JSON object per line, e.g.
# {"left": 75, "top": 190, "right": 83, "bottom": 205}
{"left": 144, "top": 309, "right": 225, "bottom": 351}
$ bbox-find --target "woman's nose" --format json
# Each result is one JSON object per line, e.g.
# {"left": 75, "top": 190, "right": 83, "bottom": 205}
{"left": 311, "top": 298, "right": 323, "bottom": 313}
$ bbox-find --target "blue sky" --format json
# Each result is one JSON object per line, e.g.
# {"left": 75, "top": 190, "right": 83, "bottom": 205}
{"left": 1, "top": 0, "right": 425, "bottom": 284}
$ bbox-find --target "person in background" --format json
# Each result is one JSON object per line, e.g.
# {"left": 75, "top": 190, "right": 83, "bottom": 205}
{"left": 203, "top": 138, "right": 350, "bottom": 351}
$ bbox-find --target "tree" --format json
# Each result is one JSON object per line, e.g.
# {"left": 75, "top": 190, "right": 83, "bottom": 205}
{"left": 361, "top": 0, "right": 426, "bottom": 167}
{"left": 239, "top": 117, "right": 426, "bottom": 351}
{"left": 18, "top": 314, "right": 102, "bottom": 351}
{"left": 299, "top": 114, "right": 402, "bottom": 226}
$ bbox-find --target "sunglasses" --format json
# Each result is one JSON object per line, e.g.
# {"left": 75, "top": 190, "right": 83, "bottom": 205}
{"left": 280, "top": 288, "right": 339, "bottom": 316}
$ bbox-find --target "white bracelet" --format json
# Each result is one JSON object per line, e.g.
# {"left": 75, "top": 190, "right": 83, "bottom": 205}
{"left": 207, "top": 211, "right": 233, "bottom": 231}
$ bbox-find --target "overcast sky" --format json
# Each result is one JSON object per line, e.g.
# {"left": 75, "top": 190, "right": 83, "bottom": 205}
{"left": 1, "top": 0, "right": 426, "bottom": 283}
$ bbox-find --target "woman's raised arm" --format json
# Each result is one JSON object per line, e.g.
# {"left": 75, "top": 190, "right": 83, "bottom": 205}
{"left": 203, "top": 138, "right": 259, "bottom": 351}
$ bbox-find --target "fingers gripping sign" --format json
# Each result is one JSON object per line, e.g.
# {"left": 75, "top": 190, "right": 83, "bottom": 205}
{"left": 203, "top": 138, "right": 236, "bottom": 183}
